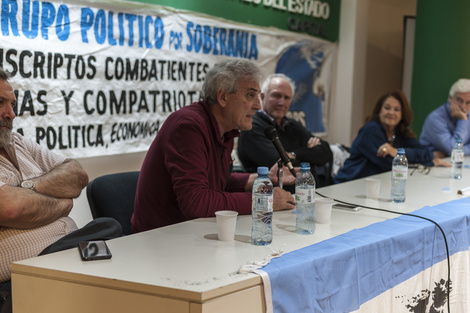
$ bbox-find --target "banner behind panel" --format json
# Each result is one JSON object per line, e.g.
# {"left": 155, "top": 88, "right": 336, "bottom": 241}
{"left": 0, "top": 0, "right": 336, "bottom": 158}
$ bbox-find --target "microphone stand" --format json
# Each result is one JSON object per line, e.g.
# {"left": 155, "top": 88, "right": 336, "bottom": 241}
{"left": 277, "top": 160, "right": 284, "bottom": 189}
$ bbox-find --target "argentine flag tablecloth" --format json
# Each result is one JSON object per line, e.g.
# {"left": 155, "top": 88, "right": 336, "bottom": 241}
{"left": 258, "top": 197, "right": 470, "bottom": 313}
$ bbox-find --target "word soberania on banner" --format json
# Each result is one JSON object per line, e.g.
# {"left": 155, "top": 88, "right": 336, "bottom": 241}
{"left": 1, "top": 0, "right": 258, "bottom": 58}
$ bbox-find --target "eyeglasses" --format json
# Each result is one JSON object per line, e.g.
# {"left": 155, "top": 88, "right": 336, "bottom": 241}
{"left": 410, "top": 165, "right": 431, "bottom": 176}
{"left": 453, "top": 96, "right": 470, "bottom": 106}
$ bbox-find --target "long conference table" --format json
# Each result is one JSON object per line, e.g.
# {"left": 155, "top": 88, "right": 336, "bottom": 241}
{"left": 10, "top": 162, "right": 470, "bottom": 312}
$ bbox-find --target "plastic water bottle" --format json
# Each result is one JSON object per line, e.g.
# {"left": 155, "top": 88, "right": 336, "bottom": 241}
{"left": 451, "top": 136, "right": 464, "bottom": 179}
{"left": 295, "top": 162, "right": 316, "bottom": 234}
{"left": 391, "top": 148, "right": 408, "bottom": 203}
{"left": 251, "top": 167, "right": 273, "bottom": 245}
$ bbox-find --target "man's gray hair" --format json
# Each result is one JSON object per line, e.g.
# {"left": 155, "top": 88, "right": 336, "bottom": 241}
{"left": 449, "top": 78, "right": 470, "bottom": 97}
{"left": 261, "top": 73, "right": 296, "bottom": 99}
{"left": 0, "top": 67, "right": 10, "bottom": 81}
{"left": 202, "top": 59, "right": 261, "bottom": 104}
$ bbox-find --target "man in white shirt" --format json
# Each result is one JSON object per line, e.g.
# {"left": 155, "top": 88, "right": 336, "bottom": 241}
{"left": 0, "top": 67, "right": 121, "bottom": 313}
{"left": 420, "top": 78, "right": 470, "bottom": 157}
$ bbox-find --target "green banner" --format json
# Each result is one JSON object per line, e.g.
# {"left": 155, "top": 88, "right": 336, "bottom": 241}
{"left": 128, "top": 0, "right": 340, "bottom": 42}
{"left": 411, "top": 0, "right": 470, "bottom": 136}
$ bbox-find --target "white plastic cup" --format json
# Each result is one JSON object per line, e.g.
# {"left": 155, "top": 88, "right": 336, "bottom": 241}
{"left": 365, "top": 178, "right": 381, "bottom": 200}
{"left": 215, "top": 210, "right": 238, "bottom": 241}
{"left": 315, "top": 198, "right": 334, "bottom": 224}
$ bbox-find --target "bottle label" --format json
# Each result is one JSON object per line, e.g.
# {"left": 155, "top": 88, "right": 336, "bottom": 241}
{"left": 452, "top": 150, "right": 464, "bottom": 162}
{"left": 392, "top": 165, "right": 408, "bottom": 180}
{"left": 295, "top": 187, "right": 315, "bottom": 204}
{"left": 253, "top": 194, "right": 273, "bottom": 212}
{"left": 254, "top": 181, "right": 273, "bottom": 193}
{"left": 267, "top": 195, "right": 273, "bottom": 212}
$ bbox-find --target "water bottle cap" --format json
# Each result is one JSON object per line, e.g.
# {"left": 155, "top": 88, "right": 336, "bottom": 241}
{"left": 300, "top": 162, "right": 311, "bottom": 170}
{"left": 257, "top": 167, "right": 269, "bottom": 175}
{"left": 397, "top": 148, "right": 405, "bottom": 154}
{"left": 456, "top": 137, "right": 463, "bottom": 143}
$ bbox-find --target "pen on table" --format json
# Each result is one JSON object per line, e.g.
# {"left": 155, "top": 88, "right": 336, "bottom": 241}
{"left": 457, "top": 186, "right": 470, "bottom": 195}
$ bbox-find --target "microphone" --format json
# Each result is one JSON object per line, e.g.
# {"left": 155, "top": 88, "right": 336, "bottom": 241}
{"left": 264, "top": 126, "right": 296, "bottom": 177}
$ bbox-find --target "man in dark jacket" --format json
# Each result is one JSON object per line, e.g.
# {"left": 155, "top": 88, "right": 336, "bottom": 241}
{"left": 237, "top": 73, "right": 333, "bottom": 189}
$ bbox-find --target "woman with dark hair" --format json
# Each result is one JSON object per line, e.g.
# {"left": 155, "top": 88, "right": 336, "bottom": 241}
{"left": 334, "top": 90, "right": 448, "bottom": 183}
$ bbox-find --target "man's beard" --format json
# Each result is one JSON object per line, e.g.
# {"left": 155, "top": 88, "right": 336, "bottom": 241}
{"left": 0, "top": 120, "right": 13, "bottom": 148}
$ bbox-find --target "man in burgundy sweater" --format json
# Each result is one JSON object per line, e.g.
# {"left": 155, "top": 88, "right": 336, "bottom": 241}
{"left": 131, "top": 59, "right": 296, "bottom": 232}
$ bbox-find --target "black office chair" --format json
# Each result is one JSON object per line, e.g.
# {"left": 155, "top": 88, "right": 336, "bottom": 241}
{"left": 86, "top": 171, "right": 140, "bottom": 235}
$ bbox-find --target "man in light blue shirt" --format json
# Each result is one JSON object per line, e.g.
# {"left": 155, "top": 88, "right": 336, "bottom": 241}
{"left": 420, "top": 79, "right": 470, "bottom": 157}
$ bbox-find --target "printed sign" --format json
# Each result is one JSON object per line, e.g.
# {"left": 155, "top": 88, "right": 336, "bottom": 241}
{"left": 1, "top": 0, "right": 336, "bottom": 158}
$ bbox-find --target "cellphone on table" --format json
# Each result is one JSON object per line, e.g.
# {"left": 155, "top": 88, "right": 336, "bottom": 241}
{"left": 332, "top": 203, "right": 363, "bottom": 212}
{"left": 78, "top": 240, "right": 112, "bottom": 261}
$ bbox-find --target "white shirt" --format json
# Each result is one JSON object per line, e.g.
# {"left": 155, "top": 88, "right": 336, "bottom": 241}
{"left": 0, "top": 132, "right": 78, "bottom": 282}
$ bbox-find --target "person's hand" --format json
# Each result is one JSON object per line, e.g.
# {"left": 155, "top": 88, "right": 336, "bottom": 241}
{"left": 450, "top": 101, "right": 468, "bottom": 120}
{"left": 433, "top": 158, "right": 450, "bottom": 167}
{"left": 287, "top": 152, "right": 296, "bottom": 159}
{"left": 268, "top": 161, "right": 298, "bottom": 186}
{"left": 377, "top": 143, "right": 397, "bottom": 158}
{"left": 307, "top": 137, "right": 321, "bottom": 148}
{"left": 57, "top": 198, "right": 74, "bottom": 218}
{"left": 433, "top": 150, "right": 447, "bottom": 158}
{"left": 273, "top": 187, "right": 295, "bottom": 211}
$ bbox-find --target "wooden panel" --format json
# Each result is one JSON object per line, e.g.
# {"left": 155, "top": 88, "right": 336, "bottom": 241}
{"left": 12, "top": 273, "right": 189, "bottom": 313}
{"left": 189, "top": 286, "right": 265, "bottom": 313}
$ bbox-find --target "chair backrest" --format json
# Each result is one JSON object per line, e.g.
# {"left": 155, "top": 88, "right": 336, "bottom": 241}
{"left": 86, "top": 171, "right": 140, "bottom": 235}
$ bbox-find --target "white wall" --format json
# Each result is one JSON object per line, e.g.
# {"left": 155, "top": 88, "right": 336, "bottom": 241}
{"left": 328, "top": 0, "right": 416, "bottom": 146}
{"left": 328, "top": 0, "right": 369, "bottom": 146}
{"left": 78, "top": 152, "right": 146, "bottom": 181}
{"left": 363, "top": 0, "right": 417, "bottom": 122}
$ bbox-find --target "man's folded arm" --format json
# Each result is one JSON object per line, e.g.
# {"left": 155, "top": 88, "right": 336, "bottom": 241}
{"left": 0, "top": 185, "right": 73, "bottom": 229}
{"left": 31, "top": 159, "right": 89, "bottom": 199}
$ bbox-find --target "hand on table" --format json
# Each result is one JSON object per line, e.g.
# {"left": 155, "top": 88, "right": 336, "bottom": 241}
{"left": 268, "top": 161, "right": 299, "bottom": 186}
{"left": 433, "top": 158, "right": 450, "bottom": 167}
{"left": 273, "top": 187, "right": 295, "bottom": 211}
{"left": 433, "top": 150, "right": 447, "bottom": 159}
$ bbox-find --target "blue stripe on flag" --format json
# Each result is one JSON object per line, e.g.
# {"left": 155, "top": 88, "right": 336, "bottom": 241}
{"left": 262, "top": 197, "right": 470, "bottom": 313}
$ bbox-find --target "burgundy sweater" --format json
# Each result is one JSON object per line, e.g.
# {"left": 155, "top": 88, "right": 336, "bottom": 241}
{"left": 131, "top": 101, "right": 252, "bottom": 232}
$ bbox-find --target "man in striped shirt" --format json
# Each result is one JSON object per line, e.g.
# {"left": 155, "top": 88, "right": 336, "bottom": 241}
{"left": 0, "top": 67, "right": 121, "bottom": 312}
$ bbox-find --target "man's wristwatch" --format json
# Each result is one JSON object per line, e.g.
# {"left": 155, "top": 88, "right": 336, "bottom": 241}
{"left": 21, "top": 180, "right": 36, "bottom": 191}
